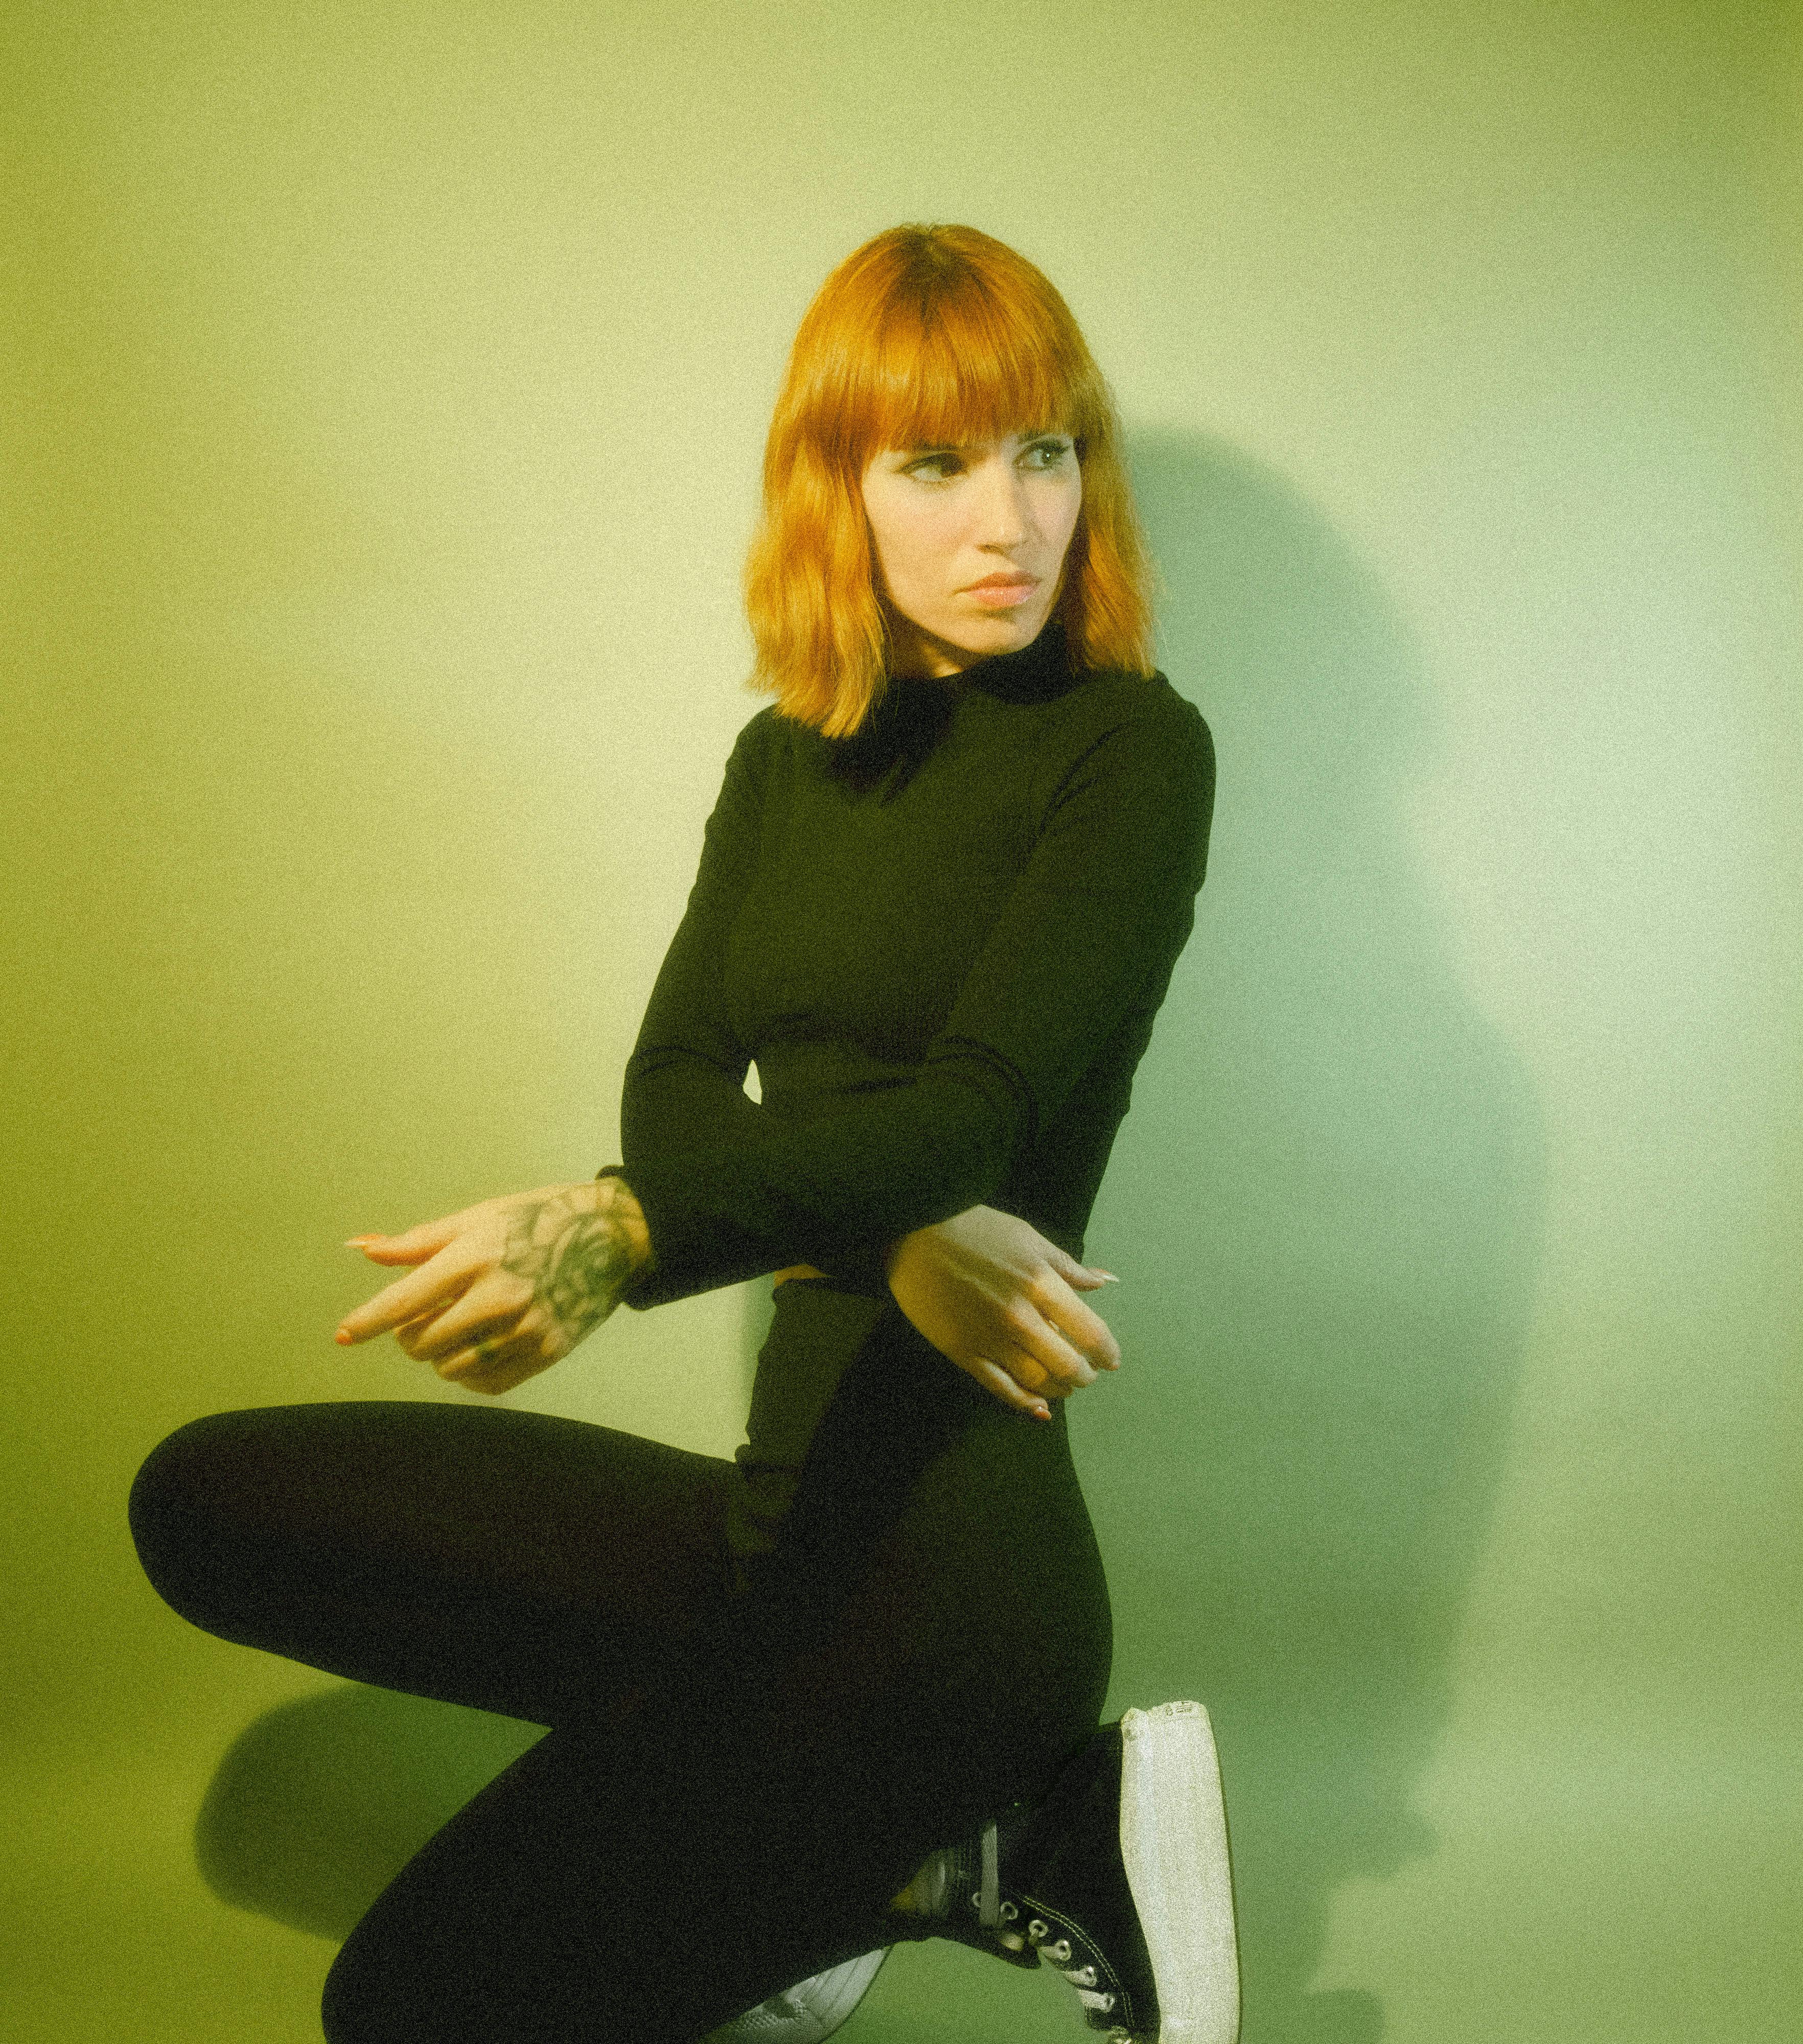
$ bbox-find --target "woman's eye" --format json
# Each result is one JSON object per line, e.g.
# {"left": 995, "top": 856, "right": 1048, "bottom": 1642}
{"left": 907, "top": 455, "right": 960, "bottom": 480}
{"left": 1024, "top": 440, "right": 1071, "bottom": 469}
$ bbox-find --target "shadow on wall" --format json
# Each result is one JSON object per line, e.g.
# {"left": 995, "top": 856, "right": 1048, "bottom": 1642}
{"left": 186, "top": 431, "right": 1540, "bottom": 2044}
{"left": 195, "top": 1686, "right": 544, "bottom": 1941}
{"left": 1070, "top": 430, "right": 1544, "bottom": 2043}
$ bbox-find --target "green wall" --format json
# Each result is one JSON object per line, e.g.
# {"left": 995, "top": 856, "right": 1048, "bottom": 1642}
{"left": 5, "top": 4, "right": 1798, "bottom": 2039}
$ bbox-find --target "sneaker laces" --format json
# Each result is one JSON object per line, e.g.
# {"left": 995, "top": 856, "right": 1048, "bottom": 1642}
{"left": 968, "top": 1820, "right": 1136, "bottom": 2039}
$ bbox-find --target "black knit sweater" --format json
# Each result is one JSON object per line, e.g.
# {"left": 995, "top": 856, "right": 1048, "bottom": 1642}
{"left": 614, "top": 619, "right": 1215, "bottom": 1309}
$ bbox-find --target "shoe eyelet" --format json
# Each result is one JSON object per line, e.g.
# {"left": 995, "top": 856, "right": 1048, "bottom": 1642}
{"left": 1027, "top": 1919, "right": 1050, "bottom": 1941}
{"left": 1043, "top": 1937, "right": 1072, "bottom": 1963}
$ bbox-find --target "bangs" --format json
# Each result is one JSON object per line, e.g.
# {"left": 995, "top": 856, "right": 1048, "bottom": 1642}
{"left": 775, "top": 224, "right": 1112, "bottom": 475}
{"left": 833, "top": 262, "right": 1103, "bottom": 468}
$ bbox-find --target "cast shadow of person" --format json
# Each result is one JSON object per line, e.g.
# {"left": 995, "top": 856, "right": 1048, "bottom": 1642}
{"left": 1068, "top": 430, "right": 1544, "bottom": 2043}
{"left": 192, "top": 1685, "right": 545, "bottom": 1942}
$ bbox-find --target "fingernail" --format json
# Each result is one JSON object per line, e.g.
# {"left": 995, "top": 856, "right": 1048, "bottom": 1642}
{"left": 335, "top": 1329, "right": 353, "bottom": 1344}
{"left": 1089, "top": 1269, "right": 1119, "bottom": 1282}
{"left": 1034, "top": 1402, "right": 1052, "bottom": 1420}
{"left": 345, "top": 1236, "right": 381, "bottom": 1248}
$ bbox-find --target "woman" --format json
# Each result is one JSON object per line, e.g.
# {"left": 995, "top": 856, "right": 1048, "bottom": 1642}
{"left": 129, "top": 224, "right": 1237, "bottom": 2043}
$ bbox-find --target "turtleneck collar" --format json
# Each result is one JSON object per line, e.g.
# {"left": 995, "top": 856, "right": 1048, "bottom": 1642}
{"left": 909, "top": 614, "right": 1074, "bottom": 705}
{"left": 826, "top": 618, "right": 1078, "bottom": 796}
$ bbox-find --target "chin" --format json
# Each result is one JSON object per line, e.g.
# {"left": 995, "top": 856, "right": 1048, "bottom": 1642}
{"left": 898, "top": 603, "right": 1050, "bottom": 678}
{"left": 953, "top": 611, "right": 1044, "bottom": 654}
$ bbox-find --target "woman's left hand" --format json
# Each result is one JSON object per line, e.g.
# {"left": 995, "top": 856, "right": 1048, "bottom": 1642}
{"left": 884, "top": 1204, "right": 1121, "bottom": 1419}
{"left": 335, "top": 1178, "right": 650, "bottom": 1397}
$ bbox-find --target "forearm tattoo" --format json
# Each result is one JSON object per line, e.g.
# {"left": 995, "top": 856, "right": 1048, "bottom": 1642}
{"left": 499, "top": 1187, "right": 638, "bottom": 1350}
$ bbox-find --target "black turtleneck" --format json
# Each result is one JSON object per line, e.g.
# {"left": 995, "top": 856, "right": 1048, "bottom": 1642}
{"left": 615, "top": 620, "right": 1215, "bottom": 1307}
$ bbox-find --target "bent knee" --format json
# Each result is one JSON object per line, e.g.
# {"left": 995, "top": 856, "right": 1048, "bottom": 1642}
{"left": 321, "top": 1914, "right": 549, "bottom": 2044}
{"left": 127, "top": 1410, "right": 271, "bottom": 1624}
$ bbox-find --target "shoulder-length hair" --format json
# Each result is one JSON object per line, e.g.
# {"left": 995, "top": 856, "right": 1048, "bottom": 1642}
{"left": 744, "top": 224, "right": 1157, "bottom": 737}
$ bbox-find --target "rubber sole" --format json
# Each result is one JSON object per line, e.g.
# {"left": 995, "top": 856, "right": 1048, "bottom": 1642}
{"left": 1118, "top": 1701, "right": 1240, "bottom": 2044}
{"left": 709, "top": 1945, "right": 891, "bottom": 2043}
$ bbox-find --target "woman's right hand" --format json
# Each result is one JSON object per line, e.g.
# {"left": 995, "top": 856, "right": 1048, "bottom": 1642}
{"left": 334, "top": 1177, "right": 651, "bottom": 1397}
{"left": 883, "top": 1204, "right": 1121, "bottom": 1419}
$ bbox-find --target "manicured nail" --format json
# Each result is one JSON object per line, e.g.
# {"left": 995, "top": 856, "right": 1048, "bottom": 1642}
{"left": 1089, "top": 1269, "right": 1119, "bottom": 1282}
{"left": 335, "top": 1328, "right": 354, "bottom": 1344}
{"left": 1033, "top": 1402, "right": 1052, "bottom": 1420}
{"left": 345, "top": 1236, "right": 382, "bottom": 1248}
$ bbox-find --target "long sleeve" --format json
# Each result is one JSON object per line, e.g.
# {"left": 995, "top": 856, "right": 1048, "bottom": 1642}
{"left": 617, "top": 681, "right": 1215, "bottom": 1310}
{"left": 616, "top": 713, "right": 770, "bottom": 1168}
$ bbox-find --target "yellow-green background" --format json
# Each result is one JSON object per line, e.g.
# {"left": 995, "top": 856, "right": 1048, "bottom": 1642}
{"left": 6, "top": 4, "right": 1799, "bottom": 2039}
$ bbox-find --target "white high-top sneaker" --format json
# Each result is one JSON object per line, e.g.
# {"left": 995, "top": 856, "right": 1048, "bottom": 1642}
{"left": 889, "top": 1701, "right": 1239, "bottom": 2043}
{"left": 713, "top": 1700, "right": 1237, "bottom": 2044}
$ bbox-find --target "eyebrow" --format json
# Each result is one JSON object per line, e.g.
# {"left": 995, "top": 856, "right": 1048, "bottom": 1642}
{"left": 898, "top": 429, "right": 1067, "bottom": 455}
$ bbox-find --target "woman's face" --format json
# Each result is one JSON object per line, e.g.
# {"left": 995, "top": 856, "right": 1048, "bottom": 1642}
{"left": 859, "top": 428, "right": 1082, "bottom": 678}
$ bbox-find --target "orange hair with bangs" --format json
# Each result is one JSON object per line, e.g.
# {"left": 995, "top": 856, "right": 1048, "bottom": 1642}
{"left": 744, "top": 224, "right": 1156, "bottom": 737}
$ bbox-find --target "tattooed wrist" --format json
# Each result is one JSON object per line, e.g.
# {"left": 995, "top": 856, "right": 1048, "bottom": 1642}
{"left": 594, "top": 1174, "right": 652, "bottom": 1272}
{"left": 499, "top": 1187, "right": 639, "bottom": 1348}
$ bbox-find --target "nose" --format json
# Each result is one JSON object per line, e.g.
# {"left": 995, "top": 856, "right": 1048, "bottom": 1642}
{"left": 971, "top": 453, "right": 1030, "bottom": 548}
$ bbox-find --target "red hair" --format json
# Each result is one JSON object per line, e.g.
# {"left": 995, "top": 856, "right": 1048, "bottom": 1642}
{"left": 743, "top": 224, "right": 1157, "bottom": 736}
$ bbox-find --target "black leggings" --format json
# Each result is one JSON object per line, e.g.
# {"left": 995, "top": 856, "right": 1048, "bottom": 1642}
{"left": 129, "top": 1289, "right": 1114, "bottom": 2042}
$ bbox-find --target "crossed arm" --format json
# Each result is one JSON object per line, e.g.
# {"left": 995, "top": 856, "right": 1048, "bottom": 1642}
{"left": 335, "top": 689, "right": 1211, "bottom": 1410}
{"left": 334, "top": 1173, "right": 1122, "bottom": 1415}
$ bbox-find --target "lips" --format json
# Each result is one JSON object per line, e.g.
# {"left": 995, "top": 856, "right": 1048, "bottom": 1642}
{"left": 962, "top": 573, "right": 1041, "bottom": 611}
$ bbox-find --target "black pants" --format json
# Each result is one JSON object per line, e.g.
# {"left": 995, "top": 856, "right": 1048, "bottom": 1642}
{"left": 129, "top": 1286, "right": 1114, "bottom": 2042}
